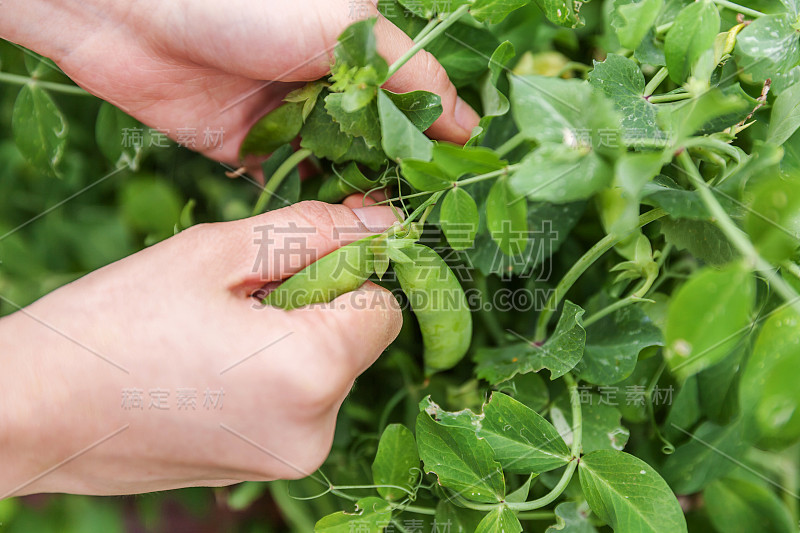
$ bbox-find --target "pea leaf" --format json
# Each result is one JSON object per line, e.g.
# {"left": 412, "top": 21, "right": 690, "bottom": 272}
{"left": 378, "top": 90, "right": 433, "bottom": 161}
{"left": 239, "top": 102, "right": 303, "bottom": 158}
{"left": 471, "top": 41, "right": 516, "bottom": 146}
{"left": 95, "top": 102, "right": 144, "bottom": 170}
{"left": 400, "top": 159, "right": 453, "bottom": 190}
{"left": 659, "top": 217, "right": 738, "bottom": 266}
{"left": 12, "top": 84, "right": 68, "bottom": 176}
{"left": 324, "top": 94, "right": 381, "bottom": 149}
{"left": 474, "top": 506, "right": 522, "bottom": 533}
{"left": 486, "top": 177, "right": 529, "bottom": 256}
{"left": 664, "top": 0, "right": 720, "bottom": 83}
{"left": 371, "top": 424, "right": 420, "bottom": 502}
{"left": 333, "top": 17, "right": 388, "bottom": 78}
{"left": 433, "top": 144, "right": 507, "bottom": 179}
{"left": 496, "top": 372, "right": 550, "bottom": 412}
{"left": 530, "top": 0, "right": 586, "bottom": 27}
{"left": 384, "top": 90, "right": 443, "bottom": 132}
{"left": 284, "top": 81, "right": 326, "bottom": 120}
{"left": 545, "top": 502, "right": 598, "bottom": 533}
{"left": 441, "top": 187, "right": 479, "bottom": 250}
{"left": 704, "top": 477, "right": 797, "bottom": 533}
{"left": 735, "top": 14, "right": 800, "bottom": 83}
{"left": 300, "top": 97, "right": 353, "bottom": 161}
{"left": 662, "top": 419, "right": 749, "bottom": 494}
{"left": 767, "top": 81, "right": 800, "bottom": 145}
{"left": 471, "top": 0, "right": 530, "bottom": 23}
{"left": 336, "top": 135, "right": 386, "bottom": 169}
{"left": 576, "top": 302, "right": 664, "bottom": 385}
{"left": 744, "top": 174, "right": 800, "bottom": 263}
{"left": 314, "top": 497, "right": 392, "bottom": 532}
{"left": 741, "top": 307, "right": 800, "bottom": 448}
{"left": 426, "top": 24, "right": 500, "bottom": 87}
{"left": 664, "top": 263, "right": 754, "bottom": 380}
{"left": 657, "top": 89, "right": 750, "bottom": 143}
{"left": 416, "top": 412, "right": 506, "bottom": 503}
{"left": 475, "top": 300, "right": 586, "bottom": 382}
{"left": 588, "top": 53, "right": 661, "bottom": 146}
{"left": 612, "top": 0, "right": 664, "bottom": 51}
{"left": 579, "top": 450, "right": 687, "bottom": 533}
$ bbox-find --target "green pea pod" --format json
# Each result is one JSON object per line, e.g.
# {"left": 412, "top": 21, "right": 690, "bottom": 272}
{"left": 318, "top": 162, "right": 379, "bottom": 203}
{"left": 393, "top": 243, "right": 472, "bottom": 374}
{"left": 264, "top": 236, "right": 375, "bottom": 310}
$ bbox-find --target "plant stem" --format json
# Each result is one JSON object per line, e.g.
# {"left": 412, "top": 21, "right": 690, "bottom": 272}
{"left": 392, "top": 503, "right": 438, "bottom": 516}
{"left": 458, "top": 164, "right": 521, "bottom": 186}
{"left": 655, "top": 21, "right": 673, "bottom": 34}
{"left": 496, "top": 133, "right": 528, "bottom": 158}
{"left": 678, "top": 151, "right": 800, "bottom": 315}
{"left": 534, "top": 208, "right": 667, "bottom": 342}
{"left": 643, "top": 67, "right": 668, "bottom": 97}
{"left": 0, "top": 72, "right": 89, "bottom": 96}
{"left": 516, "top": 511, "right": 556, "bottom": 520}
{"left": 711, "top": 0, "right": 765, "bottom": 17}
{"left": 252, "top": 148, "right": 312, "bottom": 215}
{"left": 582, "top": 295, "right": 651, "bottom": 328}
{"left": 412, "top": 18, "right": 440, "bottom": 43}
{"left": 387, "top": 4, "right": 470, "bottom": 78}
{"left": 648, "top": 92, "right": 692, "bottom": 103}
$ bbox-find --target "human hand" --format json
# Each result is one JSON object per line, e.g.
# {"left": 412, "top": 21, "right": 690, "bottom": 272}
{"left": 0, "top": 200, "right": 402, "bottom": 497}
{"left": 1, "top": 0, "right": 479, "bottom": 163}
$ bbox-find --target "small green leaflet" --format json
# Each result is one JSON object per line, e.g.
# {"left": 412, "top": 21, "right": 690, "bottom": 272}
{"left": 400, "top": 158, "right": 453, "bottom": 190}
{"left": 284, "top": 81, "right": 326, "bottom": 120}
{"left": 579, "top": 450, "right": 687, "bottom": 533}
{"left": 378, "top": 90, "right": 433, "bottom": 161}
{"left": 704, "top": 477, "right": 797, "bottom": 533}
{"left": 383, "top": 90, "right": 443, "bottom": 132}
{"left": 545, "top": 502, "right": 598, "bottom": 533}
{"left": 471, "top": 0, "right": 531, "bottom": 24}
{"left": 735, "top": 14, "right": 800, "bottom": 82}
{"left": 767, "top": 81, "right": 800, "bottom": 145}
{"left": 12, "top": 84, "right": 68, "bottom": 176}
{"left": 96, "top": 102, "right": 143, "bottom": 170}
{"left": 300, "top": 96, "right": 353, "bottom": 161}
{"left": 664, "top": 0, "right": 720, "bottom": 83}
{"left": 475, "top": 300, "right": 586, "bottom": 382}
{"left": 659, "top": 217, "right": 738, "bottom": 266}
{"left": 314, "top": 497, "right": 392, "bottom": 532}
{"left": 486, "top": 177, "right": 528, "bottom": 256}
{"left": 611, "top": 0, "right": 664, "bottom": 51}
{"left": 471, "top": 41, "right": 516, "bottom": 145}
{"left": 441, "top": 187, "right": 479, "bottom": 250}
{"left": 371, "top": 424, "right": 420, "bottom": 501}
{"left": 433, "top": 144, "right": 506, "bottom": 179}
{"left": 324, "top": 94, "right": 381, "bottom": 149}
{"left": 474, "top": 506, "right": 522, "bottom": 533}
{"left": 240, "top": 102, "right": 303, "bottom": 157}
{"left": 416, "top": 412, "right": 505, "bottom": 503}
{"left": 664, "top": 263, "right": 754, "bottom": 380}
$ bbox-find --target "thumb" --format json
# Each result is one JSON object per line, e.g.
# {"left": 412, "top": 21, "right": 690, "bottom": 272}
{"left": 374, "top": 17, "right": 480, "bottom": 144}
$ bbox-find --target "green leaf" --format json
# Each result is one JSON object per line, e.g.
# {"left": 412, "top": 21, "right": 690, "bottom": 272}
{"left": 588, "top": 53, "right": 661, "bottom": 146}
{"left": 314, "top": 497, "right": 392, "bottom": 532}
{"left": 416, "top": 412, "right": 505, "bottom": 503}
{"left": 659, "top": 217, "right": 737, "bottom": 266}
{"left": 285, "top": 81, "right": 327, "bottom": 121}
{"left": 545, "top": 502, "right": 599, "bottom": 533}
{"left": 378, "top": 90, "right": 433, "bottom": 161}
{"left": 371, "top": 424, "right": 420, "bottom": 501}
{"left": 426, "top": 23, "right": 500, "bottom": 87}
{"left": 300, "top": 96, "right": 353, "bottom": 161}
{"left": 433, "top": 144, "right": 507, "bottom": 180}
{"left": 496, "top": 372, "right": 550, "bottom": 412}
{"left": 657, "top": 88, "right": 749, "bottom": 142}
{"left": 704, "top": 477, "right": 796, "bottom": 533}
{"left": 510, "top": 143, "right": 613, "bottom": 203}
{"left": 400, "top": 159, "right": 453, "bottom": 190}
{"left": 336, "top": 135, "right": 386, "bottom": 169}
{"left": 642, "top": 176, "right": 713, "bottom": 220}
{"left": 612, "top": 0, "right": 664, "bottom": 51}
{"left": 474, "top": 506, "right": 522, "bottom": 533}
{"left": 579, "top": 450, "right": 687, "bottom": 533}
{"left": 741, "top": 307, "right": 800, "bottom": 447}
{"left": 383, "top": 90, "right": 443, "bottom": 132}
{"left": 12, "top": 84, "right": 68, "bottom": 175}
{"left": 95, "top": 103, "right": 144, "bottom": 170}
{"left": 662, "top": 419, "right": 749, "bottom": 494}
{"left": 479, "top": 392, "right": 571, "bottom": 473}
{"left": 767, "top": 81, "right": 800, "bottom": 145}
{"left": 505, "top": 475, "right": 535, "bottom": 503}
{"left": 324, "top": 94, "right": 381, "bottom": 148}
{"left": 471, "top": 0, "right": 531, "bottom": 23}
{"left": 530, "top": 0, "right": 586, "bottom": 27}
{"left": 240, "top": 102, "right": 303, "bottom": 157}
{"left": 664, "top": 0, "right": 720, "bottom": 83}
{"left": 486, "top": 177, "right": 529, "bottom": 256}
{"left": 441, "top": 187, "right": 479, "bottom": 250}
{"left": 260, "top": 145, "right": 301, "bottom": 212}
{"left": 333, "top": 17, "right": 388, "bottom": 78}
{"left": 576, "top": 302, "right": 664, "bottom": 385}
{"left": 744, "top": 174, "right": 800, "bottom": 263}
{"left": 735, "top": 14, "right": 800, "bottom": 83}
{"left": 664, "top": 263, "right": 754, "bottom": 380}
{"left": 475, "top": 300, "right": 586, "bottom": 382}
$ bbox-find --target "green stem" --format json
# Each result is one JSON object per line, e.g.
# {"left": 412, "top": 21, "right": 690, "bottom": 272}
{"left": 648, "top": 92, "right": 692, "bottom": 103}
{"left": 711, "top": 0, "right": 765, "bottom": 17}
{"left": 252, "top": 148, "right": 312, "bottom": 215}
{"left": 678, "top": 151, "right": 800, "bottom": 315}
{"left": 412, "top": 18, "right": 440, "bottom": 43}
{"left": 643, "top": 67, "right": 669, "bottom": 97}
{"left": 402, "top": 190, "right": 445, "bottom": 227}
{"left": 387, "top": 4, "right": 470, "bottom": 78}
{"left": 392, "top": 503, "right": 438, "bottom": 516}
{"left": 0, "top": 72, "right": 89, "bottom": 96}
{"left": 683, "top": 137, "right": 742, "bottom": 163}
{"left": 496, "top": 133, "right": 528, "bottom": 158}
{"left": 582, "top": 295, "right": 651, "bottom": 328}
{"left": 534, "top": 209, "right": 667, "bottom": 342}
{"left": 783, "top": 261, "right": 800, "bottom": 281}
{"left": 516, "top": 511, "right": 556, "bottom": 520}
{"left": 458, "top": 164, "right": 521, "bottom": 186}
{"left": 655, "top": 21, "right": 674, "bottom": 34}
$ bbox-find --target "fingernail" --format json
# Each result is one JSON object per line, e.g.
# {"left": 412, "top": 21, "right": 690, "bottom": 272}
{"left": 353, "top": 206, "right": 400, "bottom": 233}
{"left": 455, "top": 97, "right": 480, "bottom": 134}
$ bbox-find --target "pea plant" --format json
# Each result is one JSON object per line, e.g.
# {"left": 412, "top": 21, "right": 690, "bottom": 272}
{"left": 5, "top": 0, "right": 800, "bottom": 529}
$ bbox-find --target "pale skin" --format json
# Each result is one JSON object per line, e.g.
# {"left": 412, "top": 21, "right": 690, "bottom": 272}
{"left": 0, "top": 0, "right": 479, "bottom": 496}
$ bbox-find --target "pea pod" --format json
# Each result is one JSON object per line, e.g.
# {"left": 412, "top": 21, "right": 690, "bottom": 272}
{"left": 393, "top": 243, "right": 472, "bottom": 373}
{"left": 318, "top": 162, "right": 380, "bottom": 204}
{"left": 264, "top": 236, "right": 375, "bottom": 310}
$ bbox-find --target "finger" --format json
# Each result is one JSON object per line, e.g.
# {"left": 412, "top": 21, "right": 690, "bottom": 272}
{"left": 291, "top": 281, "right": 403, "bottom": 374}
{"left": 342, "top": 191, "right": 388, "bottom": 209}
{"left": 228, "top": 201, "right": 399, "bottom": 292}
{"left": 373, "top": 17, "right": 480, "bottom": 144}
